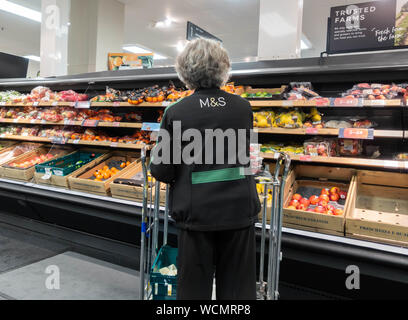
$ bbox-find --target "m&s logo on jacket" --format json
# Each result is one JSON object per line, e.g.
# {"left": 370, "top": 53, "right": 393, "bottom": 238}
{"left": 200, "top": 97, "right": 226, "bottom": 108}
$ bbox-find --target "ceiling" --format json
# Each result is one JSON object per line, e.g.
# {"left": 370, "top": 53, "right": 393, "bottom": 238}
{"left": 120, "top": 0, "right": 260, "bottom": 64}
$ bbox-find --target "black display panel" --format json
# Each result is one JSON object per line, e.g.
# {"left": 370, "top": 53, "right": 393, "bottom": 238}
{"left": 0, "top": 52, "right": 28, "bottom": 79}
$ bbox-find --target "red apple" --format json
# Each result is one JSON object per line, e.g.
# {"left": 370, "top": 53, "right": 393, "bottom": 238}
{"left": 292, "top": 194, "right": 302, "bottom": 201}
{"left": 299, "top": 198, "right": 310, "bottom": 207}
{"left": 297, "top": 204, "right": 308, "bottom": 211}
{"left": 327, "top": 204, "right": 335, "bottom": 212}
{"left": 319, "top": 194, "right": 330, "bottom": 202}
{"left": 333, "top": 209, "right": 344, "bottom": 216}
{"left": 289, "top": 200, "right": 299, "bottom": 207}
{"left": 314, "top": 206, "right": 325, "bottom": 213}
{"left": 329, "top": 193, "right": 340, "bottom": 202}
{"left": 321, "top": 188, "right": 329, "bottom": 196}
{"left": 309, "top": 195, "right": 319, "bottom": 205}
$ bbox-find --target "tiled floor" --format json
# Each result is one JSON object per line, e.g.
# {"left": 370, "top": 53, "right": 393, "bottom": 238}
{"left": 0, "top": 223, "right": 140, "bottom": 300}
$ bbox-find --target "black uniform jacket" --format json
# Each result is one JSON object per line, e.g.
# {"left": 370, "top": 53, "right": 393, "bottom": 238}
{"left": 150, "top": 87, "right": 261, "bottom": 231}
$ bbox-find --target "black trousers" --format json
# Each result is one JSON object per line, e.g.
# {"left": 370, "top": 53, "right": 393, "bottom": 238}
{"left": 176, "top": 225, "right": 256, "bottom": 300}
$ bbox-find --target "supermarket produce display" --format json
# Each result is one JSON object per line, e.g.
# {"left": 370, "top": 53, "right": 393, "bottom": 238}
{"left": 0, "top": 53, "right": 407, "bottom": 299}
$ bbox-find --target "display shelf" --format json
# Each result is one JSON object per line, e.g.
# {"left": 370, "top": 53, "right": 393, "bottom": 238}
{"left": 261, "top": 152, "right": 408, "bottom": 170}
{"left": 255, "top": 127, "right": 404, "bottom": 138}
{"left": 0, "top": 101, "right": 169, "bottom": 108}
{"left": 250, "top": 99, "right": 403, "bottom": 108}
{"left": 0, "top": 134, "right": 150, "bottom": 150}
{"left": 0, "top": 118, "right": 143, "bottom": 128}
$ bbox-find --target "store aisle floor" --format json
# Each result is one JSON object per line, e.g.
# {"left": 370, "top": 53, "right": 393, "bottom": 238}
{"left": 0, "top": 223, "right": 140, "bottom": 300}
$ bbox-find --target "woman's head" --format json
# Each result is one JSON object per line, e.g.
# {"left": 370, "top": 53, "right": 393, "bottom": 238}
{"left": 175, "top": 38, "right": 231, "bottom": 90}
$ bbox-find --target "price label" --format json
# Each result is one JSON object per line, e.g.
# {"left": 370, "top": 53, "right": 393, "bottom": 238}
{"left": 314, "top": 98, "right": 330, "bottom": 107}
{"left": 141, "top": 122, "right": 161, "bottom": 132}
{"left": 13, "top": 119, "right": 18, "bottom": 123}
{"left": 0, "top": 134, "right": 5, "bottom": 138}
{"left": 22, "top": 132, "right": 29, "bottom": 137}
{"left": 162, "top": 101, "right": 171, "bottom": 107}
{"left": 82, "top": 119, "right": 99, "bottom": 127}
{"left": 306, "top": 127, "right": 318, "bottom": 134}
{"left": 52, "top": 101, "right": 59, "bottom": 106}
{"left": 112, "top": 122, "right": 121, "bottom": 127}
{"left": 64, "top": 119, "right": 70, "bottom": 125}
{"left": 282, "top": 100, "right": 294, "bottom": 107}
{"left": 73, "top": 139, "right": 80, "bottom": 144}
{"left": 110, "top": 142, "right": 118, "bottom": 148}
{"left": 75, "top": 101, "right": 91, "bottom": 109}
{"left": 41, "top": 169, "right": 52, "bottom": 180}
{"left": 0, "top": 102, "right": 6, "bottom": 106}
{"left": 300, "top": 155, "right": 312, "bottom": 162}
{"left": 331, "top": 98, "right": 362, "bottom": 107}
{"left": 41, "top": 119, "right": 47, "bottom": 124}
{"left": 53, "top": 169, "right": 64, "bottom": 176}
{"left": 30, "top": 119, "right": 37, "bottom": 124}
{"left": 113, "top": 101, "right": 121, "bottom": 107}
{"left": 33, "top": 101, "right": 39, "bottom": 106}
{"left": 404, "top": 161, "right": 408, "bottom": 170}
{"left": 339, "top": 128, "right": 374, "bottom": 140}
{"left": 367, "top": 100, "right": 386, "bottom": 106}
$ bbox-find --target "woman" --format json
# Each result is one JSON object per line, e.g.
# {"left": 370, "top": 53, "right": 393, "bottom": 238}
{"left": 150, "top": 38, "right": 261, "bottom": 300}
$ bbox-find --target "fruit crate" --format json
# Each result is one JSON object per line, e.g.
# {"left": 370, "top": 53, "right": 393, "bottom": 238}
{"left": 150, "top": 245, "right": 178, "bottom": 300}
{"left": 0, "top": 143, "right": 43, "bottom": 170}
{"left": 346, "top": 170, "right": 408, "bottom": 247}
{"left": 1, "top": 146, "right": 71, "bottom": 181}
{"left": 242, "top": 85, "right": 287, "bottom": 100}
{"left": 34, "top": 149, "right": 106, "bottom": 188}
{"left": 68, "top": 151, "right": 140, "bottom": 196}
{"left": 283, "top": 165, "right": 356, "bottom": 235}
{"left": 110, "top": 161, "right": 166, "bottom": 206}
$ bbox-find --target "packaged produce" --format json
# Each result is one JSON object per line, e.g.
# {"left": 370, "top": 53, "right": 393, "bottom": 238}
{"left": 352, "top": 119, "right": 377, "bottom": 128}
{"left": 324, "top": 120, "right": 353, "bottom": 129}
{"left": 274, "top": 109, "right": 304, "bottom": 128}
{"left": 0, "top": 91, "right": 22, "bottom": 102}
{"left": 0, "top": 143, "right": 40, "bottom": 165}
{"left": 304, "top": 138, "right": 337, "bottom": 157}
{"left": 261, "top": 142, "right": 304, "bottom": 155}
{"left": 394, "top": 153, "right": 408, "bottom": 160}
{"left": 303, "top": 107, "right": 324, "bottom": 128}
{"left": 285, "top": 82, "right": 321, "bottom": 100}
{"left": 338, "top": 139, "right": 362, "bottom": 156}
{"left": 253, "top": 111, "right": 275, "bottom": 128}
{"left": 342, "top": 83, "right": 406, "bottom": 100}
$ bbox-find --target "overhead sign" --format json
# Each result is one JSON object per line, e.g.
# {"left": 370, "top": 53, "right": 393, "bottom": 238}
{"left": 327, "top": 0, "right": 408, "bottom": 54}
{"left": 186, "top": 21, "right": 222, "bottom": 43}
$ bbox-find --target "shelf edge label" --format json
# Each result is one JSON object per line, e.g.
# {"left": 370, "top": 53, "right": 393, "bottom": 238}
{"left": 339, "top": 128, "right": 374, "bottom": 140}
{"left": 141, "top": 122, "right": 160, "bottom": 132}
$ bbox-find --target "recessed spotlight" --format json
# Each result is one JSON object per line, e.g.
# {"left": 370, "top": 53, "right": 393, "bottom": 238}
{"left": 155, "top": 17, "right": 172, "bottom": 28}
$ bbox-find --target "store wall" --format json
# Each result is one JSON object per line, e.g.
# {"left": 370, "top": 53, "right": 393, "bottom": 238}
{"left": 301, "top": 0, "right": 375, "bottom": 57}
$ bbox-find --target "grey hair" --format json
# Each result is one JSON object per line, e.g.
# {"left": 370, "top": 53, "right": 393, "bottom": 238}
{"left": 175, "top": 38, "right": 231, "bottom": 90}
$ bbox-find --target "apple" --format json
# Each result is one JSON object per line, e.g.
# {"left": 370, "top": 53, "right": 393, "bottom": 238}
{"left": 329, "top": 193, "right": 340, "bottom": 202}
{"left": 297, "top": 204, "right": 308, "bottom": 211}
{"left": 309, "top": 195, "right": 319, "bottom": 205}
{"left": 318, "top": 200, "right": 328, "bottom": 208}
{"left": 292, "top": 194, "right": 302, "bottom": 201}
{"left": 327, "top": 204, "right": 335, "bottom": 212}
{"left": 321, "top": 188, "right": 329, "bottom": 196}
{"left": 339, "top": 191, "right": 347, "bottom": 200}
{"left": 307, "top": 208, "right": 315, "bottom": 212}
{"left": 314, "top": 206, "right": 325, "bottom": 213}
{"left": 333, "top": 209, "right": 344, "bottom": 216}
{"left": 289, "top": 200, "right": 299, "bottom": 207}
{"left": 326, "top": 210, "right": 334, "bottom": 215}
{"left": 287, "top": 206, "right": 297, "bottom": 210}
{"left": 319, "top": 194, "right": 330, "bottom": 202}
{"left": 299, "top": 198, "right": 310, "bottom": 208}
{"left": 330, "top": 187, "right": 340, "bottom": 194}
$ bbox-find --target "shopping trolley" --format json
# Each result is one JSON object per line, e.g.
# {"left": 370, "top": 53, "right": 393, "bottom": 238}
{"left": 139, "top": 147, "right": 176, "bottom": 300}
{"left": 256, "top": 152, "right": 291, "bottom": 300}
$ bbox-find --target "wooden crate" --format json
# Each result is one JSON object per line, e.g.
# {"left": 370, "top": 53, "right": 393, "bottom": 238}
{"left": 68, "top": 151, "right": 140, "bottom": 195}
{"left": 34, "top": 148, "right": 108, "bottom": 188}
{"left": 346, "top": 170, "right": 408, "bottom": 245}
{"left": 110, "top": 161, "right": 166, "bottom": 206}
{"left": 2, "top": 146, "right": 70, "bottom": 181}
{"left": 0, "top": 143, "right": 43, "bottom": 173}
{"left": 282, "top": 165, "right": 356, "bottom": 234}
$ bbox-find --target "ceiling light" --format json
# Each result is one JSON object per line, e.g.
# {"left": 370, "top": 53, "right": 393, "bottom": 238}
{"left": 0, "top": 0, "right": 41, "bottom": 22}
{"left": 123, "top": 46, "right": 167, "bottom": 60}
{"left": 24, "top": 55, "right": 41, "bottom": 62}
{"left": 176, "top": 41, "right": 187, "bottom": 53}
{"left": 155, "top": 17, "right": 172, "bottom": 28}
